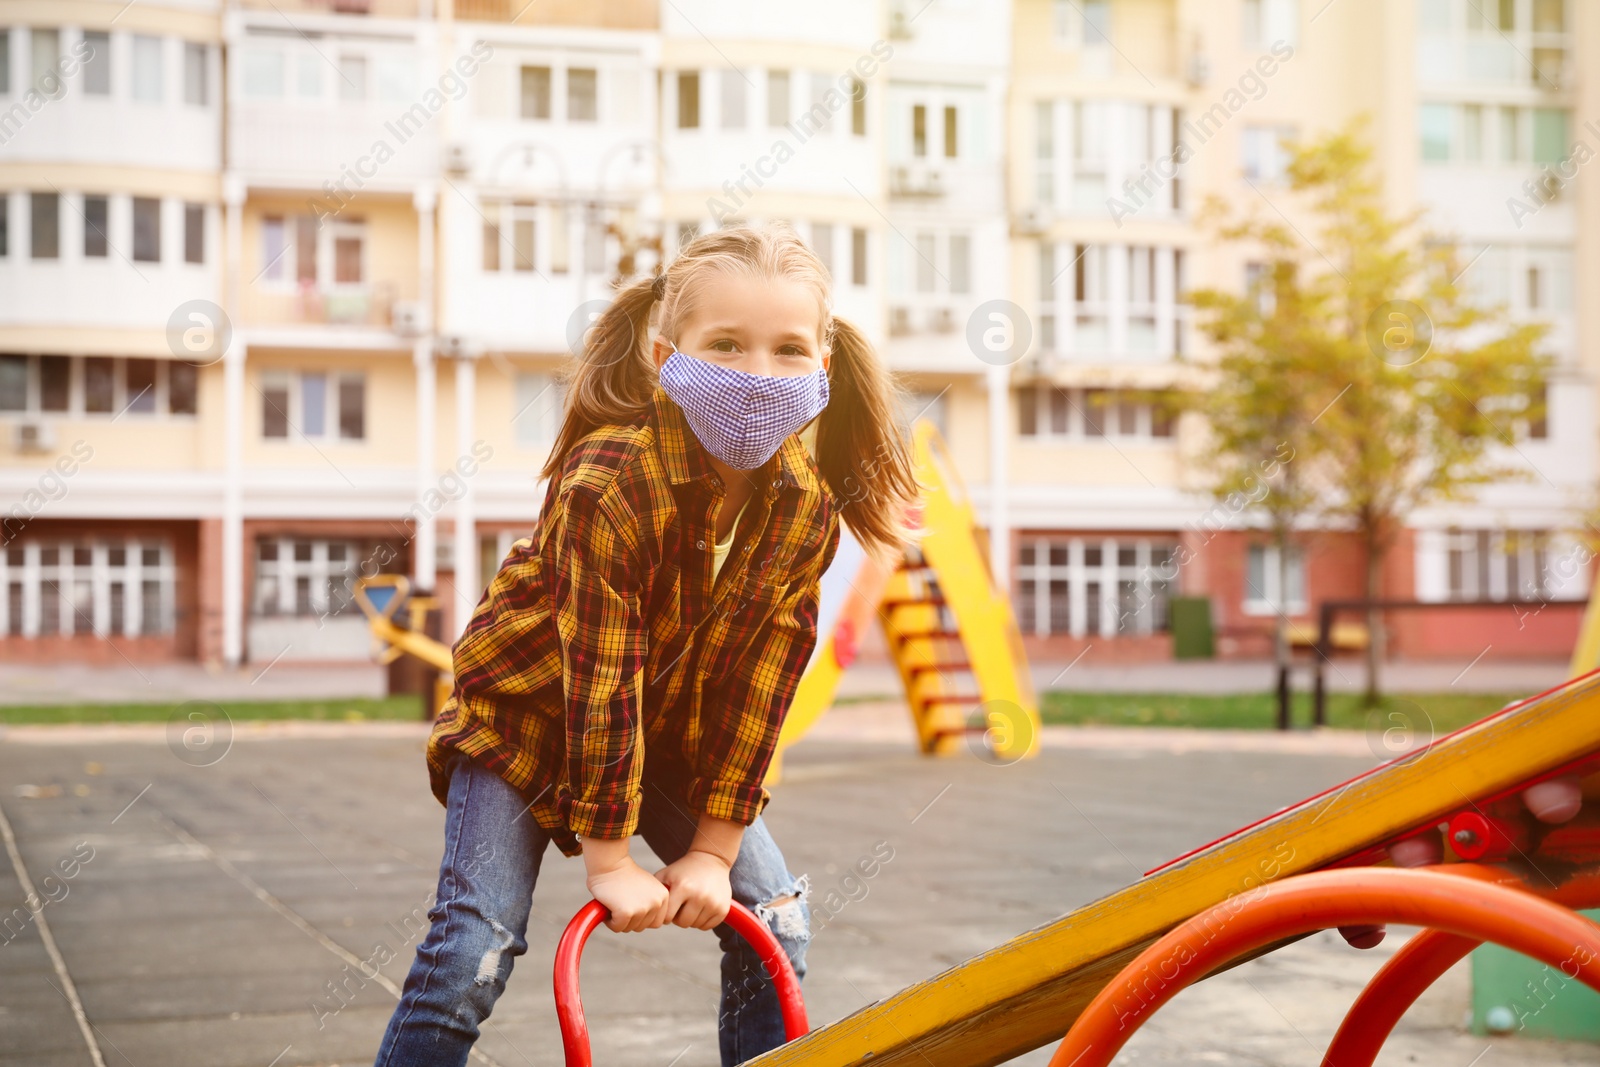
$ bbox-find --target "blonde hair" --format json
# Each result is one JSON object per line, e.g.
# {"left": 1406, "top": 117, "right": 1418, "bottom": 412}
{"left": 541, "top": 222, "right": 921, "bottom": 560}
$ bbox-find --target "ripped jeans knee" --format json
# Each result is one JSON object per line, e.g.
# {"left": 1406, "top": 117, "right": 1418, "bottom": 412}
{"left": 753, "top": 872, "right": 813, "bottom": 951}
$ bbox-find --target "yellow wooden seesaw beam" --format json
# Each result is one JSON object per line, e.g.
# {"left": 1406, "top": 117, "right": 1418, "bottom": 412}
{"left": 744, "top": 671, "right": 1600, "bottom": 1067}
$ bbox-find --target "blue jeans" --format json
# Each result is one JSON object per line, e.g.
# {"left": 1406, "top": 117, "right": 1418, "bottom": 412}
{"left": 374, "top": 752, "right": 812, "bottom": 1067}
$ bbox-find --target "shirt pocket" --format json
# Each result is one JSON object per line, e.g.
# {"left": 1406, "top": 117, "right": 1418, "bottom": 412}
{"left": 699, "top": 578, "right": 796, "bottom": 684}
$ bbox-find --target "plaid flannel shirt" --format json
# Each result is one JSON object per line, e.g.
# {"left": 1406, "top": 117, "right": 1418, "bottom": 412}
{"left": 425, "top": 383, "right": 841, "bottom": 858}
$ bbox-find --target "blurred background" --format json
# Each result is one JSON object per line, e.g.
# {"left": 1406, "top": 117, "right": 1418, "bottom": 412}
{"left": 0, "top": 0, "right": 1589, "bottom": 683}
{"left": 2, "top": 3, "right": 1599, "bottom": 1065}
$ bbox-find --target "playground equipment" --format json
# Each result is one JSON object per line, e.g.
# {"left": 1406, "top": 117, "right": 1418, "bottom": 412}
{"left": 554, "top": 899, "right": 808, "bottom": 1067}
{"left": 740, "top": 667, "right": 1600, "bottom": 1066}
{"left": 771, "top": 418, "right": 1041, "bottom": 775}
{"left": 356, "top": 418, "right": 1042, "bottom": 767}
{"left": 352, "top": 574, "right": 452, "bottom": 717}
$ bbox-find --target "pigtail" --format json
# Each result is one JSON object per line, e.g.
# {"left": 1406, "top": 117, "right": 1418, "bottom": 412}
{"left": 816, "top": 315, "right": 924, "bottom": 562}
{"left": 540, "top": 274, "right": 660, "bottom": 484}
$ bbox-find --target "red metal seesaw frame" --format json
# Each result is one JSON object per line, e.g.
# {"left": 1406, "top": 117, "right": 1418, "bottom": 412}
{"left": 554, "top": 899, "right": 810, "bottom": 1067}
{"left": 1047, "top": 865, "right": 1600, "bottom": 1067}
{"left": 1320, "top": 865, "right": 1600, "bottom": 1067}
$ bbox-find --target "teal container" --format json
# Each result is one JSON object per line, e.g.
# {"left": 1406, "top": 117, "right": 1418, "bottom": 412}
{"left": 1470, "top": 908, "right": 1600, "bottom": 1041}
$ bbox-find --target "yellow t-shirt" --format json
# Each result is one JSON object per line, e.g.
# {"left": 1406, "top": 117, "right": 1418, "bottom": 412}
{"left": 709, "top": 496, "right": 749, "bottom": 584}
{"left": 710, "top": 420, "right": 818, "bottom": 584}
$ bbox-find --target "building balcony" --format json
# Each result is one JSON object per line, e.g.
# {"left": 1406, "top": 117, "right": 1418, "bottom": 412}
{"left": 233, "top": 0, "right": 424, "bottom": 18}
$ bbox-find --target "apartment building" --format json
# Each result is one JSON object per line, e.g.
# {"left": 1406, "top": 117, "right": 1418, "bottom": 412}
{"left": 998, "top": 0, "right": 1593, "bottom": 663}
{"left": 0, "top": 0, "right": 1591, "bottom": 670}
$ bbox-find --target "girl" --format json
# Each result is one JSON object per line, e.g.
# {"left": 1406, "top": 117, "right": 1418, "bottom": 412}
{"left": 374, "top": 223, "right": 920, "bottom": 1067}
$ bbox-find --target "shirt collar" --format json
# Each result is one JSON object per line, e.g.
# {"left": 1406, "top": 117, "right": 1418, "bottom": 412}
{"left": 651, "top": 383, "right": 820, "bottom": 495}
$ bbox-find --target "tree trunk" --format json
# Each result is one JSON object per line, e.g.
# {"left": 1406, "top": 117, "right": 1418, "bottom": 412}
{"left": 1274, "top": 525, "right": 1292, "bottom": 730}
{"left": 1364, "top": 532, "right": 1384, "bottom": 707}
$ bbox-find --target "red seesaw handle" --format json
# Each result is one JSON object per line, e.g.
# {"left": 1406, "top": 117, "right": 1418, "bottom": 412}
{"left": 554, "top": 898, "right": 810, "bottom": 1067}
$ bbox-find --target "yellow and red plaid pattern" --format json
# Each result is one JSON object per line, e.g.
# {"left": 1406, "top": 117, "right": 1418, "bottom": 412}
{"left": 425, "top": 383, "right": 841, "bottom": 858}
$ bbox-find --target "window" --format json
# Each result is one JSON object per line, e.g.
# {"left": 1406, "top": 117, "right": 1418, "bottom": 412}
{"left": 520, "top": 65, "right": 551, "bottom": 119}
{"left": 1461, "top": 104, "right": 1484, "bottom": 161}
{"left": 183, "top": 42, "right": 207, "bottom": 105}
{"left": 1072, "top": 100, "right": 1107, "bottom": 209}
{"left": 184, "top": 203, "right": 204, "bottom": 264}
{"left": 1532, "top": 107, "right": 1566, "bottom": 165}
{"left": 338, "top": 54, "right": 367, "bottom": 101}
{"left": 1018, "top": 386, "right": 1177, "bottom": 440}
{"left": 1036, "top": 100, "right": 1055, "bottom": 204}
{"left": 132, "top": 197, "right": 161, "bottom": 262}
{"left": 1419, "top": 103, "right": 1452, "bottom": 161}
{"left": 0, "top": 197, "right": 7, "bottom": 258}
{"left": 1446, "top": 528, "right": 1556, "bottom": 601}
{"left": 943, "top": 105, "right": 958, "bottom": 158}
{"left": 332, "top": 222, "right": 363, "bottom": 284}
{"left": 261, "top": 216, "right": 288, "bottom": 281}
{"left": 1242, "top": 0, "right": 1298, "bottom": 47}
{"left": 850, "top": 77, "right": 866, "bottom": 136}
{"left": 41, "top": 356, "right": 68, "bottom": 412}
{"left": 30, "top": 28, "right": 59, "bottom": 96}
{"left": 851, "top": 227, "right": 867, "bottom": 286}
{"left": 0, "top": 539, "right": 176, "bottom": 638}
{"left": 253, "top": 537, "right": 375, "bottom": 620}
{"left": 914, "top": 232, "right": 936, "bottom": 293}
{"left": 0, "top": 355, "right": 195, "bottom": 417}
{"left": 567, "top": 67, "right": 597, "bottom": 121}
{"left": 261, "top": 369, "right": 365, "bottom": 441}
{"left": 482, "top": 201, "right": 537, "bottom": 273}
{"left": 339, "top": 375, "right": 364, "bottom": 439}
{"left": 85, "top": 357, "right": 114, "bottom": 412}
{"left": 31, "top": 192, "right": 59, "bottom": 259}
{"left": 131, "top": 34, "right": 163, "bottom": 102}
{"left": 1245, "top": 260, "right": 1276, "bottom": 316}
{"left": 84, "top": 196, "right": 109, "bottom": 258}
{"left": 949, "top": 233, "right": 971, "bottom": 294}
{"left": 1053, "top": 0, "right": 1111, "bottom": 46}
{"left": 720, "top": 69, "right": 746, "bottom": 128}
{"left": 549, "top": 204, "right": 570, "bottom": 274}
{"left": 241, "top": 46, "right": 285, "bottom": 99}
{"left": 810, "top": 222, "right": 833, "bottom": 277}
{"left": 82, "top": 31, "right": 110, "bottom": 95}
{"left": 912, "top": 103, "right": 926, "bottom": 156}
{"left": 677, "top": 71, "right": 700, "bottom": 128}
{"left": 767, "top": 69, "right": 789, "bottom": 127}
{"left": 0, "top": 355, "right": 23, "bottom": 410}
{"left": 1241, "top": 125, "right": 1293, "bottom": 182}
{"left": 125, "top": 359, "right": 157, "bottom": 414}
{"left": 170, "top": 361, "right": 197, "bottom": 415}
{"left": 1245, "top": 543, "right": 1307, "bottom": 614}
{"left": 1016, "top": 535, "right": 1176, "bottom": 637}
{"left": 808, "top": 71, "right": 833, "bottom": 135}
{"left": 513, "top": 371, "right": 568, "bottom": 448}
{"left": 1525, "top": 380, "right": 1548, "bottom": 440}
{"left": 0, "top": 30, "right": 9, "bottom": 94}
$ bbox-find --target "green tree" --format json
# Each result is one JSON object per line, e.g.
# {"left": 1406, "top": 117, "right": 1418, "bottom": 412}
{"left": 1185, "top": 118, "right": 1549, "bottom": 708}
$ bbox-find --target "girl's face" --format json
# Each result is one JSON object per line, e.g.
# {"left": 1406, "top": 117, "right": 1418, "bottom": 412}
{"left": 653, "top": 273, "right": 831, "bottom": 378}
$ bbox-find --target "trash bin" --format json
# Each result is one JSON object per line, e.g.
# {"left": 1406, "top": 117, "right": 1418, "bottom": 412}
{"left": 1170, "top": 596, "right": 1214, "bottom": 659}
{"left": 1471, "top": 909, "right": 1600, "bottom": 1040}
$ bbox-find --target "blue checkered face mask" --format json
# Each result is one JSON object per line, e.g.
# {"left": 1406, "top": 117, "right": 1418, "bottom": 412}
{"left": 657, "top": 347, "right": 830, "bottom": 470}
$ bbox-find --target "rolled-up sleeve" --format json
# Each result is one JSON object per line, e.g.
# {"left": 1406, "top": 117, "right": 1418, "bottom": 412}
{"left": 546, "top": 491, "right": 648, "bottom": 841}
{"left": 687, "top": 518, "right": 842, "bottom": 825}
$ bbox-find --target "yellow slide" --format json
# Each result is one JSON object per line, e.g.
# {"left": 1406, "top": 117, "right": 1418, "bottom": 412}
{"left": 769, "top": 418, "right": 1041, "bottom": 778}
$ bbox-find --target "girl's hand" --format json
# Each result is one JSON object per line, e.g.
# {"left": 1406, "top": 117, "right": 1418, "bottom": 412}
{"left": 655, "top": 850, "right": 734, "bottom": 930}
{"left": 586, "top": 858, "right": 672, "bottom": 933}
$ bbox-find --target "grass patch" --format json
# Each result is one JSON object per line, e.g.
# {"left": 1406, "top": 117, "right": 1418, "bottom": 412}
{"left": 0, "top": 695, "right": 425, "bottom": 725}
{"left": 1039, "top": 690, "right": 1522, "bottom": 734}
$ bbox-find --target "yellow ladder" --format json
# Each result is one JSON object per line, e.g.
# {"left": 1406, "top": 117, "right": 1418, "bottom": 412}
{"left": 771, "top": 419, "right": 1040, "bottom": 774}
